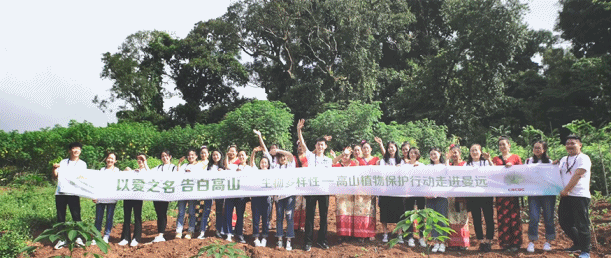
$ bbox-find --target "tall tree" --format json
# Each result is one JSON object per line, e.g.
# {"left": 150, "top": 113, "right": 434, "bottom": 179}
{"left": 96, "top": 30, "right": 173, "bottom": 124}
{"left": 225, "top": 0, "right": 415, "bottom": 119}
{"left": 557, "top": 0, "right": 611, "bottom": 58}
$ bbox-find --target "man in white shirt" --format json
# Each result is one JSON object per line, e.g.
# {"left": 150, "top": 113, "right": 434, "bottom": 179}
{"left": 52, "top": 142, "right": 87, "bottom": 249}
{"left": 296, "top": 119, "right": 332, "bottom": 251}
{"left": 558, "top": 135, "right": 591, "bottom": 258}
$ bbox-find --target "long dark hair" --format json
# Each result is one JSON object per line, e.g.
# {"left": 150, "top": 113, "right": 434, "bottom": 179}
{"left": 383, "top": 141, "right": 400, "bottom": 165}
{"left": 531, "top": 141, "right": 550, "bottom": 163}
{"left": 466, "top": 144, "right": 486, "bottom": 165}
{"left": 208, "top": 150, "right": 226, "bottom": 170}
{"left": 429, "top": 147, "right": 444, "bottom": 164}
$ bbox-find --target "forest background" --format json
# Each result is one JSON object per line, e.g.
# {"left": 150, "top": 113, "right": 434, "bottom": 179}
{"left": 1, "top": 0, "right": 611, "bottom": 256}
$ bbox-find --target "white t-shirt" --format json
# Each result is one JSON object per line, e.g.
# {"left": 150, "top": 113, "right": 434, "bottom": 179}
{"left": 558, "top": 153, "right": 591, "bottom": 198}
{"left": 97, "top": 166, "right": 120, "bottom": 203}
{"left": 208, "top": 164, "right": 221, "bottom": 171}
{"left": 379, "top": 157, "right": 398, "bottom": 166}
{"left": 466, "top": 160, "right": 492, "bottom": 167}
{"left": 400, "top": 159, "right": 421, "bottom": 166}
{"left": 305, "top": 150, "right": 332, "bottom": 168}
{"left": 525, "top": 157, "right": 551, "bottom": 164}
{"left": 179, "top": 163, "right": 204, "bottom": 173}
{"left": 154, "top": 163, "right": 177, "bottom": 172}
{"left": 55, "top": 158, "right": 87, "bottom": 195}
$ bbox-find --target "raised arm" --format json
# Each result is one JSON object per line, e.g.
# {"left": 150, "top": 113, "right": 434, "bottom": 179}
{"left": 270, "top": 148, "right": 294, "bottom": 161}
{"left": 374, "top": 136, "right": 386, "bottom": 156}
{"left": 297, "top": 119, "right": 309, "bottom": 153}
{"left": 250, "top": 146, "right": 262, "bottom": 167}
{"left": 253, "top": 129, "right": 269, "bottom": 153}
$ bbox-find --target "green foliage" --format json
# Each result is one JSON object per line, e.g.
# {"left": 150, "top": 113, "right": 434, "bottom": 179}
{"left": 219, "top": 100, "right": 294, "bottom": 151}
{"left": 0, "top": 231, "right": 29, "bottom": 258}
{"left": 557, "top": 0, "right": 611, "bottom": 58}
{"left": 389, "top": 208, "right": 455, "bottom": 255}
{"left": 21, "top": 221, "right": 109, "bottom": 258}
{"left": 190, "top": 240, "right": 248, "bottom": 258}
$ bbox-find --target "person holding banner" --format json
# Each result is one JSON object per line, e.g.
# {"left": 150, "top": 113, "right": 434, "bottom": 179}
{"left": 207, "top": 150, "right": 227, "bottom": 239}
{"left": 293, "top": 141, "right": 308, "bottom": 233}
{"left": 525, "top": 141, "right": 555, "bottom": 253}
{"left": 195, "top": 146, "right": 213, "bottom": 240}
{"left": 151, "top": 150, "right": 177, "bottom": 243}
{"left": 119, "top": 154, "right": 148, "bottom": 247}
{"left": 356, "top": 140, "right": 381, "bottom": 166}
{"left": 250, "top": 146, "right": 273, "bottom": 247}
{"left": 346, "top": 140, "right": 378, "bottom": 242}
{"left": 297, "top": 118, "right": 333, "bottom": 251}
{"left": 492, "top": 137, "right": 523, "bottom": 252}
{"left": 270, "top": 147, "right": 296, "bottom": 251}
{"left": 446, "top": 145, "right": 470, "bottom": 250}
{"left": 52, "top": 142, "right": 86, "bottom": 250}
{"left": 426, "top": 147, "right": 448, "bottom": 253}
{"left": 378, "top": 141, "right": 404, "bottom": 244}
{"left": 92, "top": 152, "right": 120, "bottom": 245}
{"left": 465, "top": 144, "right": 494, "bottom": 252}
{"left": 175, "top": 149, "right": 202, "bottom": 240}
{"left": 557, "top": 135, "right": 592, "bottom": 258}
{"left": 401, "top": 146, "right": 427, "bottom": 248}
{"left": 332, "top": 146, "right": 358, "bottom": 243}
{"left": 224, "top": 150, "right": 252, "bottom": 243}
{"left": 225, "top": 145, "right": 241, "bottom": 169}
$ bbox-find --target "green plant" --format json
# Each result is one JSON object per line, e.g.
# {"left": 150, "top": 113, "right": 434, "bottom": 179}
{"left": 389, "top": 208, "right": 455, "bottom": 256}
{"left": 190, "top": 240, "right": 248, "bottom": 258}
{"left": 20, "top": 221, "right": 109, "bottom": 258}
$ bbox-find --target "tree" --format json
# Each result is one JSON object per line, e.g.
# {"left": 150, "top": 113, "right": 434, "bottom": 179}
{"left": 96, "top": 30, "right": 174, "bottom": 124}
{"left": 557, "top": 0, "right": 611, "bottom": 58}
{"left": 165, "top": 19, "right": 249, "bottom": 125}
{"left": 226, "top": 0, "right": 415, "bottom": 120}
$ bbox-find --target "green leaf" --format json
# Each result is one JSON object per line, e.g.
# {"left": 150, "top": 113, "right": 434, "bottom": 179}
{"left": 68, "top": 230, "right": 77, "bottom": 241}
{"left": 19, "top": 246, "right": 37, "bottom": 253}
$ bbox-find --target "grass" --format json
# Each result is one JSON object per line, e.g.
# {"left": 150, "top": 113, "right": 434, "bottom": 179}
{"left": 0, "top": 185, "right": 178, "bottom": 258}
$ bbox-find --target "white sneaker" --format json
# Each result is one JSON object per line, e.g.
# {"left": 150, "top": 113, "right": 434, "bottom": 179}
{"left": 175, "top": 232, "right": 182, "bottom": 239}
{"left": 254, "top": 238, "right": 261, "bottom": 247}
{"left": 438, "top": 243, "right": 446, "bottom": 253}
{"left": 407, "top": 238, "right": 415, "bottom": 247}
{"left": 152, "top": 235, "right": 166, "bottom": 243}
{"left": 225, "top": 234, "right": 233, "bottom": 242}
{"left": 277, "top": 240, "right": 283, "bottom": 249}
{"left": 260, "top": 238, "right": 267, "bottom": 247}
{"left": 91, "top": 239, "right": 97, "bottom": 246}
{"left": 543, "top": 242, "right": 552, "bottom": 251}
{"left": 75, "top": 237, "right": 85, "bottom": 247}
{"left": 397, "top": 235, "right": 404, "bottom": 244}
{"left": 197, "top": 232, "right": 206, "bottom": 239}
{"left": 419, "top": 238, "right": 427, "bottom": 247}
{"left": 118, "top": 239, "right": 129, "bottom": 246}
{"left": 130, "top": 240, "right": 138, "bottom": 247}
{"left": 103, "top": 235, "right": 109, "bottom": 243}
{"left": 54, "top": 240, "right": 65, "bottom": 250}
{"left": 382, "top": 234, "right": 389, "bottom": 243}
{"left": 432, "top": 243, "right": 440, "bottom": 253}
{"left": 527, "top": 242, "right": 535, "bottom": 253}
{"left": 285, "top": 240, "right": 292, "bottom": 251}
{"left": 184, "top": 233, "right": 192, "bottom": 239}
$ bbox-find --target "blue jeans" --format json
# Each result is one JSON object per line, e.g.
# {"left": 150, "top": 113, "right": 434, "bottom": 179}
{"left": 198, "top": 200, "right": 213, "bottom": 232}
{"left": 426, "top": 197, "right": 448, "bottom": 238}
{"left": 94, "top": 203, "right": 116, "bottom": 237}
{"left": 215, "top": 199, "right": 225, "bottom": 234}
{"left": 276, "top": 196, "right": 296, "bottom": 238}
{"left": 176, "top": 200, "right": 197, "bottom": 233}
{"left": 252, "top": 196, "right": 272, "bottom": 238}
{"left": 528, "top": 196, "right": 556, "bottom": 241}
{"left": 225, "top": 198, "right": 246, "bottom": 236}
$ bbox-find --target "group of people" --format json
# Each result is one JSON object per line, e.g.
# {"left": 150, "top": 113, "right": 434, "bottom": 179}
{"left": 51, "top": 119, "right": 593, "bottom": 258}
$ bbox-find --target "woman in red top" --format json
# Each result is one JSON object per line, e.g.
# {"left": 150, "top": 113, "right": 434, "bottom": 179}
{"left": 333, "top": 146, "right": 359, "bottom": 242}
{"left": 446, "top": 145, "right": 470, "bottom": 249}
{"left": 351, "top": 140, "right": 380, "bottom": 241}
{"left": 491, "top": 136, "right": 523, "bottom": 252}
{"left": 293, "top": 140, "right": 308, "bottom": 231}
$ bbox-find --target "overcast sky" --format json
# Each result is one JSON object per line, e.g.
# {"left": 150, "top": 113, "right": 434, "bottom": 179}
{"left": 0, "top": 0, "right": 563, "bottom": 132}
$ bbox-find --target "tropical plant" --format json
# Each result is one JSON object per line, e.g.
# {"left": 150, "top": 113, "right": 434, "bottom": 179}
{"left": 190, "top": 240, "right": 247, "bottom": 258}
{"left": 389, "top": 208, "right": 455, "bottom": 256}
{"left": 20, "top": 221, "right": 109, "bottom": 258}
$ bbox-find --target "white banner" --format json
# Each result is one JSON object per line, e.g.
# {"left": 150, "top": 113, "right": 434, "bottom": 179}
{"left": 58, "top": 164, "right": 563, "bottom": 201}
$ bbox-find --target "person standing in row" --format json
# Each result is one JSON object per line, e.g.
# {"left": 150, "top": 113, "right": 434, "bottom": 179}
{"left": 378, "top": 141, "right": 404, "bottom": 244}
{"left": 208, "top": 150, "right": 227, "bottom": 239}
{"left": 332, "top": 146, "right": 358, "bottom": 242}
{"left": 293, "top": 140, "right": 308, "bottom": 232}
{"left": 92, "top": 152, "right": 120, "bottom": 245}
{"left": 151, "top": 150, "right": 176, "bottom": 243}
{"left": 401, "top": 146, "right": 427, "bottom": 248}
{"left": 558, "top": 135, "right": 592, "bottom": 258}
{"left": 119, "top": 154, "right": 148, "bottom": 247}
{"left": 426, "top": 147, "right": 448, "bottom": 253}
{"left": 465, "top": 144, "right": 494, "bottom": 252}
{"left": 175, "top": 149, "right": 201, "bottom": 240}
{"left": 525, "top": 141, "right": 556, "bottom": 253}
{"left": 297, "top": 119, "right": 333, "bottom": 251}
{"left": 196, "top": 146, "right": 214, "bottom": 240}
{"left": 446, "top": 145, "right": 470, "bottom": 250}
{"left": 225, "top": 149, "right": 252, "bottom": 243}
{"left": 492, "top": 137, "right": 523, "bottom": 252}
{"left": 52, "top": 142, "right": 86, "bottom": 250}
{"left": 271, "top": 147, "right": 296, "bottom": 250}
{"left": 250, "top": 145, "right": 273, "bottom": 247}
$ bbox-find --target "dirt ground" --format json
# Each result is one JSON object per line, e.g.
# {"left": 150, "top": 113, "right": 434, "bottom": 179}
{"left": 25, "top": 197, "right": 611, "bottom": 258}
